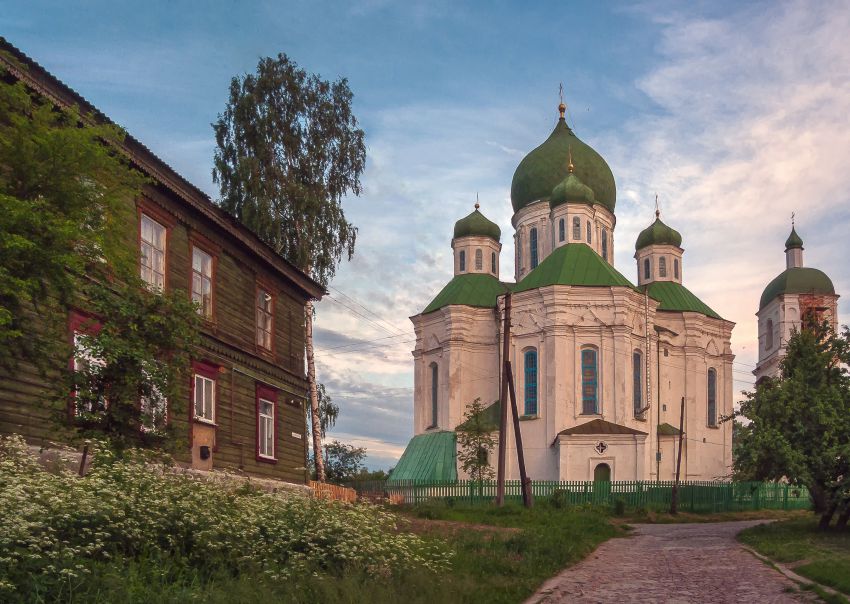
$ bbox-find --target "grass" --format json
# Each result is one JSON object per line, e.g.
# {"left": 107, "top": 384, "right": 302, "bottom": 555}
{"left": 617, "top": 508, "right": 809, "bottom": 524}
{"left": 738, "top": 516, "right": 850, "bottom": 596}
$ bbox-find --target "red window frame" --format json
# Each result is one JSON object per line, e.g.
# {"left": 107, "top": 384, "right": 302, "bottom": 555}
{"left": 67, "top": 309, "right": 103, "bottom": 421}
{"left": 256, "top": 384, "right": 278, "bottom": 463}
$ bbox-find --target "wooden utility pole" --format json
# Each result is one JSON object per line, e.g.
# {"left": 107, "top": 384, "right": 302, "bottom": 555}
{"left": 495, "top": 293, "right": 511, "bottom": 506}
{"left": 670, "top": 395, "right": 685, "bottom": 514}
{"left": 506, "top": 363, "right": 533, "bottom": 507}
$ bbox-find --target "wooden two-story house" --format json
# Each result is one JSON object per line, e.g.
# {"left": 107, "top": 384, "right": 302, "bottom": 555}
{"left": 0, "top": 38, "right": 324, "bottom": 485}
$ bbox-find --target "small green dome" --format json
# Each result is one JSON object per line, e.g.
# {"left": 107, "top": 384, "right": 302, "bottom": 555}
{"left": 510, "top": 117, "right": 616, "bottom": 214}
{"left": 785, "top": 227, "right": 803, "bottom": 250}
{"left": 635, "top": 214, "right": 683, "bottom": 250}
{"left": 453, "top": 206, "right": 501, "bottom": 241}
{"left": 759, "top": 267, "right": 835, "bottom": 309}
{"left": 550, "top": 168, "right": 595, "bottom": 208}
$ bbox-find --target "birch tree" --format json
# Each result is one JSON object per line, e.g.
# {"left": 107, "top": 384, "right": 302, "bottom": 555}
{"left": 212, "top": 54, "right": 366, "bottom": 481}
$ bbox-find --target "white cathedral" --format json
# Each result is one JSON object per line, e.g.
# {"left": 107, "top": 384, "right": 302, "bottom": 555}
{"left": 391, "top": 101, "right": 828, "bottom": 484}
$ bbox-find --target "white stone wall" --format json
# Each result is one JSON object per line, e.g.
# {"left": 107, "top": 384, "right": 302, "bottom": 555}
{"left": 452, "top": 235, "right": 502, "bottom": 277}
{"left": 635, "top": 244, "right": 684, "bottom": 286}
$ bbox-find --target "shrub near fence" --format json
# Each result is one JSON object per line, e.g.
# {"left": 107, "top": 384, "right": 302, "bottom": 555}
{"left": 345, "top": 480, "right": 810, "bottom": 512}
{"left": 309, "top": 480, "right": 358, "bottom": 503}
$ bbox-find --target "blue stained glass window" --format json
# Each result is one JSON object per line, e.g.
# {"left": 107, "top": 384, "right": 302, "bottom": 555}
{"left": 643, "top": 258, "right": 651, "bottom": 280}
{"left": 581, "top": 348, "right": 598, "bottom": 414}
{"left": 633, "top": 351, "right": 642, "bottom": 416}
{"left": 559, "top": 218, "right": 565, "bottom": 242}
{"left": 530, "top": 228, "right": 539, "bottom": 269}
{"left": 524, "top": 349, "right": 538, "bottom": 416}
{"left": 707, "top": 368, "right": 717, "bottom": 426}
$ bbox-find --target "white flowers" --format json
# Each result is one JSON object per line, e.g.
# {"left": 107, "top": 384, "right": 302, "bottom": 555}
{"left": 0, "top": 435, "right": 452, "bottom": 597}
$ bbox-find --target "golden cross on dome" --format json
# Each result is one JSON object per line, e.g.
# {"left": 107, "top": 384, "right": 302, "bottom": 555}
{"left": 791, "top": 211, "right": 795, "bottom": 227}
{"left": 475, "top": 192, "right": 480, "bottom": 210}
{"left": 655, "top": 194, "right": 660, "bottom": 219}
{"left": 558, "top": 83, "right": 566, "bottom": 119}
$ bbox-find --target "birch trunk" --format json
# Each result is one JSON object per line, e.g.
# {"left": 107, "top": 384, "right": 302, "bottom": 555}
{"left": 305, "top": 299, "right": 325, "bottom": 482}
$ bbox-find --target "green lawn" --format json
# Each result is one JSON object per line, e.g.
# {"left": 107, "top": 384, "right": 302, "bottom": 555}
{"left": 738, "top": 517, "right": 850, "bottom": 596}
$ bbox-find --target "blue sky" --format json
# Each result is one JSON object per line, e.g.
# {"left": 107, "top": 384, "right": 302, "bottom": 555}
{"left": 5, "top": 0, "right": 850, "bottom": 470}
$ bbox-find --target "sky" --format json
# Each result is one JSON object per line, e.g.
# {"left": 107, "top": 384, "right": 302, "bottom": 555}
{"left": 5, "top": 0, "right": 850, "bottom": 470}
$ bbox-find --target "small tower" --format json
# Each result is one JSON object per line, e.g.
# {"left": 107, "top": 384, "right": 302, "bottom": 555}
{"left": 755, "top": 222, "right": 839, "bottom": 381}
{"left": 452, "top": 201, "right": 502, "bottom": 277}
{"left": 634, "top": 204, "right": 683, "bottom": 286}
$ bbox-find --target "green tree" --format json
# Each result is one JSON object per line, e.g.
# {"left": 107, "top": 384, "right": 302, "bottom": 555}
{"left": 321, "top": 440, "right": 366, "bottom": 484}
{"left": 316, "top": 382, "right": 340, "bottom": 438}
{"left": 457, "top": 398, "right": 497, "bottom": 485}
{"left": 0, "top": 73, "right": 145, "bottom": 368}
{"left": 212, "top": 53, "right": 366, "bottom": 482}
{"left": 733, "top": 322, "right": 850, "bottom": 529}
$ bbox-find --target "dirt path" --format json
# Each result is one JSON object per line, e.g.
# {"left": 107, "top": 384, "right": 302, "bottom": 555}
{"left": 526, "top": 520, "right": 810, "bottom": 603}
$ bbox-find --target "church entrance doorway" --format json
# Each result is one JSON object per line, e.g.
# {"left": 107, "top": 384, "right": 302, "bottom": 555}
{"left": 593, "top": 462, "right": 611, "bottom": 503}
{"left": 594, "top": 462, "right": 611, "bottom": 482}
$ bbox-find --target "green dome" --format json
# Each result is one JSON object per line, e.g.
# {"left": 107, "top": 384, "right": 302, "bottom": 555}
{"left": 453, "top": 207, "right": 501, "bottom": 241}
{"left": 550, "top": 168, "right": 595, "bottom": 208}
{"left": 785, "top": 227, "right": 803, "bottom": 250}
{"left": 635, "top": 214, "right": 683, "bottom": 250}
{"left": 510, "top": 118, "right": 616, "bottom": 214}
{"left": 759, "top": 267, "right": 835, "bottom": 309}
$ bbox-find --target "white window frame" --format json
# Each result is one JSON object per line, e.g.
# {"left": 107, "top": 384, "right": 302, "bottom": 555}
{"left": 258, "top": 397, "right": 275, "bottom": 459}
{"left": 256, "top": 288, "right": 274, "bottom": 351}
{"left": 140, "top": 214, "right": 166, "bottom": 290}
{"left": 193, "top": 374, "right": 216, "bottom": 423}
{"left": 192, "top": 247, "right": 214, "bottom": 318}
{"left": 73, "top": 331, "right": 106, "bottom": 416}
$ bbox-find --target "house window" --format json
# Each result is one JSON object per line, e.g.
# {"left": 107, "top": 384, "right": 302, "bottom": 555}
{"left": 491, "top": 251, "right": 497, "bottom": 274}
{"left": 707, "top": 368, "right": 717, "bottom": 427}
{"left": 633, "top": 350, "right": 642, "bottom": 416}
{"left": 71, "top": 330, "right": 106, "bottom": 416}
{"left": 659, "top": 257, "right": 667, "bottom": 278}
{"left": 643, "top": 258, "right": 651, "bottom": 281}
{"left": 193, "top": 373, "right": 216, "bottom": 423}
{"left": 674, "top": 258, "right": 680, "bottom": 280}
{"left": 559, "top": 218, "right": 565, "bottom": 242}
{"left": 192, "top": 247, "right": 214, "bottom": 318}
{"left": 459, "top": 250, "right": 466, "bottom": 272}
{"left": 256, "top": 288, "right": 274, "bottom": 351}
{"left": 140, "top": 380, "right": 167, "bottom": 432}
{"left": 765, "top": 319, "right": 774, "bottom": 350}
{"left": 586, "top": 222, "right": 592, "bottom": 244}
{"left": 524, "top": 349, "right": 538, "bottom": 416}
{"left": 257, "top": 385, "right": 277, "bottom": 461}
{"left": 430, "top": 362, "right": 438, "bottom": 428}
{"left": 475, "top": 248, "right": 483, "bottom": 270}
{"left": 601, "top": 227, "right": 608, "bottom": 261}
{"left": 573, "top": 217, "right": 581, "bottom": 240}
{"left": 581, "top": 347, "right": 599, "bottom": 414}
{"left": 140, "top": 214, "right": 166, "bottom": 290}
{"left": 529, "top": 228, "right": 539, "bottom": 269}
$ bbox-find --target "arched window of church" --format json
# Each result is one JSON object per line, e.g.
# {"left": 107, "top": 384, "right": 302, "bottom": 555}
{"left": 765, "top": 319, "right": 774, "bottom": 350}
{"left": 633, "top": 350, "right": 642, "bottom": 417}
{"left": 601, "top": 227, "right": 608, "bottom": 261}
{"left": 659, "top": 257, "right": 667, "bottom": 278}
{"left": 459, "top": 250, "right": 466, "bottom": 272}
{"left": 530, "top": 228, "right": 539, "bottom": 269}
{"left": 674, "top": 258, "right": 680, "bottom": 280}
{"left": 475, "top": 248, "right": 483, "bottom": 270}
{"left": 430, "top": 362, "right": 439, "bottom": 428}
{"left": 491, "top": 251, "right": 497, "bottom": 274}
{"left": 524, "top": 349, "right": 538, "bottom": 416}
{"left": 707, "top": 368, "right": 717, "bottom": 427}
{"left": 516, "top": 233, "right": 522, "bottom": 270}
{"left": 643, "top": 258, "right": 651, "bottom": 281}
{"left": 559, "top": 218, "right": 565, "bottom": 242}
{"left": 573, "top": 217, "right": 581, "bottom": 240}
{"left": 586, "top": 221, "right": 592, "bottom": 244}
{"left": 581, "top": 347, "right": 599, "bottom": 414}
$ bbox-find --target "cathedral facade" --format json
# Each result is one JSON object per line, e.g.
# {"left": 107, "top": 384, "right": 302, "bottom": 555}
{"left": 393, "top": 104, "right": 735, "bottom": 483}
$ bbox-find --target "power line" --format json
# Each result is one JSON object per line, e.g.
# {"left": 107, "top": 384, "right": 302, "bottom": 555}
{"left": 328, "top": 285, "right": 407, "bottom": 337}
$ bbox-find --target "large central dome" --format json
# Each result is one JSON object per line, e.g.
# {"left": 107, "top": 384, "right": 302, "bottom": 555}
{"left": 510, "top": 117, "right": 616, "bottom": 213}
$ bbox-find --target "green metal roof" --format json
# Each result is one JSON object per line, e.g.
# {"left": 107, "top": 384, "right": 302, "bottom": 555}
{"left": 641, "top": 281, "right": 722, "bottom": 319}
{"left": 388, "top": 431, "right": 457, "bottom": 483}
{"left": 422, "top": 273, "right": 509, "bottom": 314}
{"left": 785, "top": 227, "right": 803, "bottom": 250}
{"left": 513, "top": 243, "right": 636, "bottom": 293}
{"left": 550, "top": 169, "right": 595, "bottom": 208}
{"left": 453, "top": 207, "right": 501, "bottom": 241}
{"left": 456, "top": 400, "right": 500, "bottom": 432}
{"left": 658, "top": 422, "right": 683, "bottom": 436}
{"left": 635, "top": 215, "right": 683, "bottom": 250}
{"left": 510, "top": 117, "right": 616, "bottom": 213}
{"left": 759, "top": 267, "right": 835, "bottom": 309}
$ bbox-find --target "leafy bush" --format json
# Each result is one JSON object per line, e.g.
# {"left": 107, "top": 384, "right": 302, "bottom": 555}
{"left": 0, "top": 435, "right": 451, "bottom": 601}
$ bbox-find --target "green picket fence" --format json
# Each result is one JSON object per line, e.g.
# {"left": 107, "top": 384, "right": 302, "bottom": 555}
{"left": 345, "top": 479, "right": 810, "bottom": 512}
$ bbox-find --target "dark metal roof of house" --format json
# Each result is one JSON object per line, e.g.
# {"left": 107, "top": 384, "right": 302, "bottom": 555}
{"left": 557, "top": 418, "right": 648, "bottom": 437}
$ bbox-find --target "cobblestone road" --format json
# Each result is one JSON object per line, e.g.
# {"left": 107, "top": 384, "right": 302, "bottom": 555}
{"left": 527, "top": 520, "right": 807, "bottom": 604}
